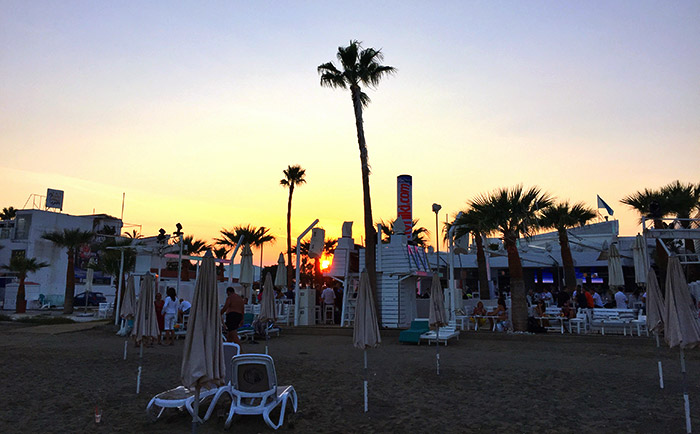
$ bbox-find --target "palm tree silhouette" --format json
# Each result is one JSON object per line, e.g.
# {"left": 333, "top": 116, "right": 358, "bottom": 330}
{"left": 539, "top": 201, "right": 596, "bottom": 293}
{"left": 41, "top": 228, "right": 94, "bottom": 314}
{"left": 318, "top": 40, "right": 395, "bottom": 319}
{"left": 446, "top": 209, "right": 492, "bottom": 299}
{"left": 471, "top": 185, "right": 553, "bottom": 331}
{"left": 280, "top": 165, "right": 306, "bottom": 289}
{"left": 2, "top": 256, "right": 49, "bottom": 313}
{"left": 378, "top": 218, "right": 430, "bottom": 247}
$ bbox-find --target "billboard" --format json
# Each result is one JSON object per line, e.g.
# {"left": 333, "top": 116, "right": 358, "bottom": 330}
{"left": 46, "top": 188, "right": 64, "bottom": 211}
{"left": 396, "top": 175, "right": 412, "bottom": 240}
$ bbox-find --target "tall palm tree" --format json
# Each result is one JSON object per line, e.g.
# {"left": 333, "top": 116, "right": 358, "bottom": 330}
{"left": 2, "top": 256, "right": 49, "bottom": 313}
{"left": 318, "top": 40, "right": 396, "bottom": 319}
{"left": 447, "top": 208, "right": 492, "bottom": 299}
{"left": 0, "top": 206, "right": 16, "bottom": 220}
{"left": 471, "top": 186, "right": 553, "bottom": 331}
{"left": 213, "top": 246, "right": 229, "bottom": 279}
{"left": 378, "top": 218, "right": 430, "bottom": 247}
{"left": 41, "top": 228, "right": 94, "bottom": 314}
{"left": 280, "top": 165, "right": 306, "bottom": 289}
{"left": 621, "top": 187, "right": 671, "bottom": 273}
{"left": 538, "top": 201, "right": 596, "bottom": 293}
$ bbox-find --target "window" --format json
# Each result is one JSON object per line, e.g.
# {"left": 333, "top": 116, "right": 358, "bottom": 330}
{"left": 14, "top": 215, "right": 31, "bottom": 240}
{"left": 11, "top": 250, "right": 26, "bottom": 260}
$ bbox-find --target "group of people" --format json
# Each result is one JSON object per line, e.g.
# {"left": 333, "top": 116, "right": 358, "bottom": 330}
{"left": 528, "top": 285, "right": 645, "bottom": 311}
{"left": 153, "top": 287, "right": 192, "bottom": 346}
{"left": 469, "top": 298, "right": 509, "bottom": 331}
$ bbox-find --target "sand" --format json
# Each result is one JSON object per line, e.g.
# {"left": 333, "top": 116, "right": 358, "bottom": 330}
{"left": 0, "top": 321, "right": 699, "bottom": 433}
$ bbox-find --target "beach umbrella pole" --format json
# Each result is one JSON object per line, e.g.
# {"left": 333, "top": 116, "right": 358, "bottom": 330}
{"left": 265, "top": 326, "right": 269, "bottom": 355}
{"left": 363, "top": 349, "right": 368, "bottom": 413}
{"left": 680, "top": 348, "right": 691, "bottom": 433}
{"left": 436, "top": 327, "right": 440, "bottom": 375}
{"left": 136, "top": 341, "right": 143, "bottom": 394}
{"left": 655, "top": 332, "right": 664, "bottom": 389}
{"left": 191, "top": 385, "right": 201, "bottom": 434}
{"left": 123, "top": 340, "right": 128, "bottom": 361}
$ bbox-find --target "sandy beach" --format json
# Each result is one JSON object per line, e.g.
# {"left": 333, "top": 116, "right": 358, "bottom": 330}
{"left": 1, "top": 321, "right": 699, "bottom": 433}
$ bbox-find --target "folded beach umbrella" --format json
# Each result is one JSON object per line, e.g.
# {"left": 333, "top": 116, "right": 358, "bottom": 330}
{"left": 607, "top": 243, "right": 625, "bottom": 289}
{"left": 646, "top": 268, "right": 666, "bottom": 389}
{"left": 181, "top": 251, "right": 225, "bottom": 432}
{"left": 429, "top": 274, "right": 447, "bottom": 375}
{"left": 632, "top": 235, "right": 649, "bottom": 285}
{"left": 120, "top": 275, "right": 136, "bottom": 320}
{"left": 259, "top": 273, "right": 277, "bottom": 355}
{"left": 239, "top": 244, "right": 254, "bottom": 302}
{"left": 274, "top": 253, "right": 287, "bottom": 288}
{"left": 353, "top": 270, "right": 381, "bottom": 412}
{"left": 131, "top": 273, "right": 159, "bottom": 394}
{"left": 664, "top": 257, "right": 700, "bottom": 433}
{"left": 132, "top": 273, "right": 159, "bottom": 343}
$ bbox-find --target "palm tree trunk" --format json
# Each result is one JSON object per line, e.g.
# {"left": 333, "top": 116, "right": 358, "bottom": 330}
{"left": 286, "top": 186, "right": 294, "bottom": 289}
{"left": 351, "top": 85, "right": 380, "bottom": 324}
{"left": 16, "top": 275, "right": 26, "bottom": 314}
{"left": 558, "top": 229, "right": 576, "bottom": 292}
{"left": 64, "top": 249, "right": 76, "bottom": 314}
{"left": 474, "top": 233, "right": 489, "bottom": 299}
{"left": 504, "top": 235, "right": 527, "bottom": 332}
{"left": 653, "top": 219, "right": 668, "bottom": 278}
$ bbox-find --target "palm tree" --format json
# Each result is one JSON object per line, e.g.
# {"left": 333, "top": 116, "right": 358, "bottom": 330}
{"left": 294, "top": 237, "right": 337, "bottom": 289}
{"left": 662, "top": 181, "right": 700, "bottom": 252}
{"left": 96, "top": 237, "right": 137, "bottom": 312}
{"left": 41, "top": 228, "right": 94, "bottom": 314}
{"left": 378, "top": 218, "right": 430, "bottom": 247}
{"left": 621, "top": 187, "right": 671, "bottom": 273}
{"left": 538, "top": 201, "right": 596, "bottom": 293}
{"left": 181, "top": 235, "right": 209, "bottom": 280}
{"left": 2, "top": 256, "right": 49, "bottom": 313}
{"left": 471, "top": 186, "right": 553, "bottom": 331}
{"left": 216, "top": 225, "right": 275, "bottom": 280}
{"left": 318, "top": 40, "right": 396, "bottom": 319}
{"left": 0, "top": 206, "right": 16, "bottom": 220}
{"left": 280, "top": 165, "right": 306, "bottom": 289}
{"left": 446, "top": 209, "right": 492, "bottom": 299}
{"left": 123, "top": 229, "right": 142, "bottom": 239}
{"left": 213, "top": 246, "right": 229, "bottom": 279}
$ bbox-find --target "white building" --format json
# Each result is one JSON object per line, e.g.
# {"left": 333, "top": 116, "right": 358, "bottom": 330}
{"left": 0, "top": 209, "right": 122, "bottom": 309}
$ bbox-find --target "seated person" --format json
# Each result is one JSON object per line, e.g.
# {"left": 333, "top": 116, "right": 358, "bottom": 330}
{"left": 560, "top": 301, "right": 576, "bottom": 319}
{"left": 470, "top": 301, "right": 488, "bottom": 328}
{"left": 488, "top": 297, "right": 508, "bottom": 331}
{"left": 533, "top": 299, "right": 550, "bottom": 327}
{"left": 178, "top": 298, "right": 192, "bottom": 322}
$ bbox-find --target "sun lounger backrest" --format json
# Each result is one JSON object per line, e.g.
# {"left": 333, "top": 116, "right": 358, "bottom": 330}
{"left": 232, "top": 354, "right": 277, "bottom": 395}
{"left": 223, "top": 343, "right": 241, "bottom": 384}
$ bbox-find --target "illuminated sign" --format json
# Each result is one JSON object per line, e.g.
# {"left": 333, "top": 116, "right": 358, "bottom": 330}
{"left": 397, "top": 175, "right": 412, "bottom": 240}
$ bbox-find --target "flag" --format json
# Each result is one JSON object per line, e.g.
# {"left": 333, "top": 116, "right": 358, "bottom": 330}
{"left": 597, "top": 195, "right": 614, "bottom": 216}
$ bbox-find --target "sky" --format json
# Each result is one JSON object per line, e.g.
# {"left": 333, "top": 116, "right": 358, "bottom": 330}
{"left": 1, "top": 1, "right": 699, "bottom": 265}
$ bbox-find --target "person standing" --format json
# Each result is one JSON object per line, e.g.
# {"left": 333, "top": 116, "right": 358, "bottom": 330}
{"left": 154, "top": 292, "right": 165, "bottom": 345}
{"left": 591, "top": 289, "right": 605, "bottom": 308}
{"left": 221, "top": 286, "right": 245, "bottom": 345}
{"left": 162, "top": 287, "right": 180, "bottom": 346}
{"left": 614, "top": 288, "right": 628, "bottom": 309}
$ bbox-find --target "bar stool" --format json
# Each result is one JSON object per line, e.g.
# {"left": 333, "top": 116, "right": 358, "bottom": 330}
{"left": 324, "top": 305, "right": 334, "bottom": 324}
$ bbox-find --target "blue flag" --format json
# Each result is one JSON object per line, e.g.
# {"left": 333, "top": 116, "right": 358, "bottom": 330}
{"left": 597, "top": 195, "right": 614, "bottom": 216}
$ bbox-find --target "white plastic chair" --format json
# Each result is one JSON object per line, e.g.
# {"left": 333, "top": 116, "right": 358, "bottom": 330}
{"left": 631, "top": 312, "right": 649, "bottom": 337}
{"left": 224, "top": 354, "right": 298, "bottom": 430}
{"left": 568, "top": 309, "right": 590, "bottom": 334}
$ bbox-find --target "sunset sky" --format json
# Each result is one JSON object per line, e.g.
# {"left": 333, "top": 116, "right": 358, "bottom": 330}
{"left": 1, "top": 1, "right": 698, "bottom": 265}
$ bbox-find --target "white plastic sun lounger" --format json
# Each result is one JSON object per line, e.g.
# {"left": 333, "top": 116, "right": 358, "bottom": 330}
{"left": 224, "top": 354, "right": 298, "bottom": 430}
{"left": 146, "top": 342, "right": 240, "bottom": 422}
{"left": 419, "top": 326, "right": 460, "bottom": 345}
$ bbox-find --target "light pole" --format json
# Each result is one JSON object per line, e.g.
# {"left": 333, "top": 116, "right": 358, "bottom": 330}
{"left": 174, "top": 223, "right": 183, "bottom": 297}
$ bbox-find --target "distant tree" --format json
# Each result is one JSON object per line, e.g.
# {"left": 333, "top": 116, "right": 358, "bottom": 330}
{"left": 2, "top": 256, "right": 49, "bottom": 313}
{"left": 539, "top": 201, "right": 596, "bottom": 292}
{"left": 0, "top": 207, "right": 16, "bottom": 220}
{"left": 318, "top": 40, "right": 396, "bottom": 322}
{"left": 280, "top": 165, "right": 306, "bottom": 289}
{"left": 378, "top": 218, "right": 429, "bottom": 247}
{"left": 216, "top": 225, "right": 275, "bottom": 281}
{"left": 41, "top": 229, "right": 94, "bottom": 314}
{"left": 662, "top": 180, "right": 700, "bottom": 253}
{"left": 621, "top": 187, "right": 671, "bottom": 274}
{"left": 293, "top": 237, "right": 337, "bottom": 289}
{"left": 123, "top": 229, "right": 142, "bottom": 239}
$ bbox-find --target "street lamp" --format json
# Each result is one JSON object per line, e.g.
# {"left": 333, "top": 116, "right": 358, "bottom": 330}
{"left": 432, "top": 203, "right": 441, "bottom": 275}
{"left": 174, "top": 223, "right": 184, "bottom": 297}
